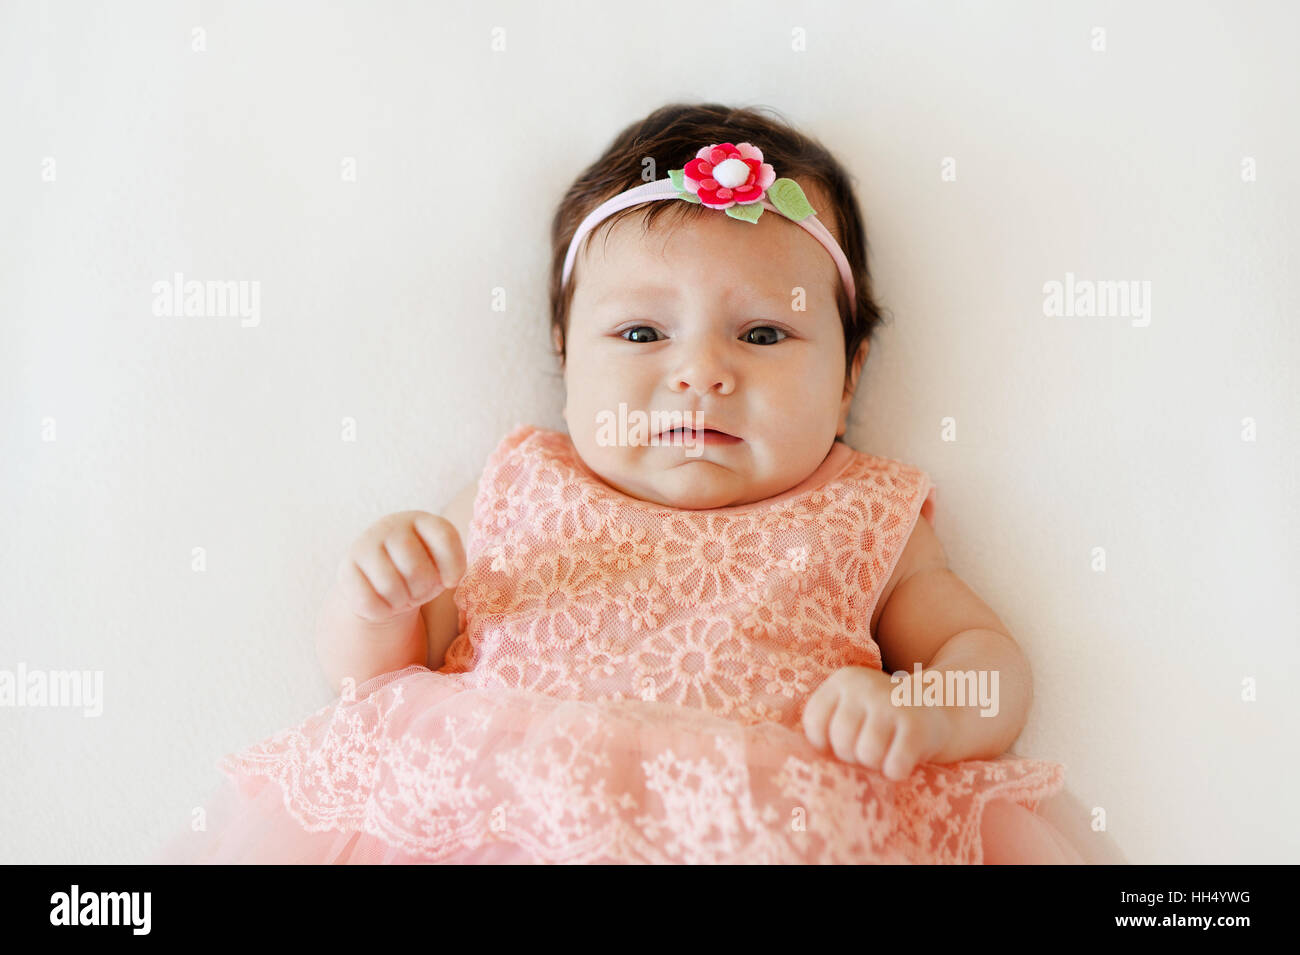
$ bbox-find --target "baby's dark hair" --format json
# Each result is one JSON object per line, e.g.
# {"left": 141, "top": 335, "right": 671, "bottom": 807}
{"left": 548, "top": 102, "right": 888, "bottom": 382}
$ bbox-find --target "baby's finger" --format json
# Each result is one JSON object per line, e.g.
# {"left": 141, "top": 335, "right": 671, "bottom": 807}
{"left": 411, "top": 513, "right": 467, "bottom": 587}
{"left": 337, "top": 558, "right": 396, "bottom": 622}
{"left": 854, "top": 708, "right": 895, "bottom": 771}
{"left": 884, "top": 712, "right": 944, "bottom": 780}
{"left": 801, "top": 683, "right": 836, "bottom": 750}
{"left": 355, "top": 543, "right": 412, "bottom": 611}
{"left": 385, "top": 525, "right": 443, "bottom": 603}
{"left": 879, "top": 716, "right": 916, "bottom": 780}
{"left": 826, "top": 699, "right": 865, "bottom": 764}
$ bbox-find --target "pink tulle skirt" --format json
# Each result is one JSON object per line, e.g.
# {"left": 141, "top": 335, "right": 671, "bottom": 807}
{"left": 152, "top": 666, "right": 1085, "bottom": 864}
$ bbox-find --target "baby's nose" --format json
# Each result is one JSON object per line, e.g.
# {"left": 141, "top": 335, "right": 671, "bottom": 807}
{"left": 669, "top": 336, "right": 737, "bottom": 395}
{"left": 673, "top": 364, "right": 734, "bottom": 395}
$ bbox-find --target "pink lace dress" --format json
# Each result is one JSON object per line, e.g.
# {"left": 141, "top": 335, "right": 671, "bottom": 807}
{"left": 154, "top": 424, "right": 1083, "bottom": 864}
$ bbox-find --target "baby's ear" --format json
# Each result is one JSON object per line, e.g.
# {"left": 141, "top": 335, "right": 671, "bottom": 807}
{"left": 843, "top": 340, "right": 869, "bottom": 397}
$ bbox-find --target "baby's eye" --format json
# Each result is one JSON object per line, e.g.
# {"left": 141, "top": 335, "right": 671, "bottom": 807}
{"left": 742, "top": 326, "right": 787, "bottom": 346}
{"left": 621, "top": 326, "right": 662, "bottom": 344}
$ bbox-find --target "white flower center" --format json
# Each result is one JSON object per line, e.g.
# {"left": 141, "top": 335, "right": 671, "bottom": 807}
{"left": 711, "top": 157, "right": 750, "bottom": 189}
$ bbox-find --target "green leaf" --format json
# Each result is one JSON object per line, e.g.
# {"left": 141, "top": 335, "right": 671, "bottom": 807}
{"left": 667, "top": 168, "right": 701, "bottom": 203}
{"left": 725, "top": 202, "right": 764, "bottom": 223}
{"left": 766, "top": 178, "right": 816, "bottom": 220}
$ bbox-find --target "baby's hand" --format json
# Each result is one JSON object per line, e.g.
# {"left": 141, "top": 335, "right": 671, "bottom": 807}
{"left": 337, "top": 511, "right": 466, "bottom": 624}
{"left": 801, "top": 666, "right": 954, "bottom": 781}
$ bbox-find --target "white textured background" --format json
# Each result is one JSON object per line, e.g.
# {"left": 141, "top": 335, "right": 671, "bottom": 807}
{"left": 2, "top": 0, "right": 1296, "bottom": 864}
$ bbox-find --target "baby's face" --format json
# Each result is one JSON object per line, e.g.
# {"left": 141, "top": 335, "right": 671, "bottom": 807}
{"left": 562, "top": 184, "right": 865, "bottom": 509}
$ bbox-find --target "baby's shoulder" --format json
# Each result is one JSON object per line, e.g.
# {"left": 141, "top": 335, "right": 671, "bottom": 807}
{"left": 442, "top": 423, "right": 557, "bottom": 543}
{"left": 492, "top": 422, "right": 552, "bottom": 460}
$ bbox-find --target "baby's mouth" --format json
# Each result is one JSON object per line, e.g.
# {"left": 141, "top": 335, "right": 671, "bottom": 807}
{"left": 656, "top": 427, "right": 742, "bottom": 444}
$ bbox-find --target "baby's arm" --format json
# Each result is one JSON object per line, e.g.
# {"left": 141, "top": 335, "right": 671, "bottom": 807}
{"left": 313, "top": 484, "right": 473, "bottom": 694}
{"left": 872, "top": 515, "right": 1033, "bottom": 763}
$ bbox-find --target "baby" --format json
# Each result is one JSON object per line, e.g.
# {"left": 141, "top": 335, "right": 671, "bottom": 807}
{"left": 161, "top": 103, "right": 1084, "bottom": 865}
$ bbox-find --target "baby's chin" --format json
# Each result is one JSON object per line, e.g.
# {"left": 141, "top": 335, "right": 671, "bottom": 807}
{"left": 601, "top": 459, "right": 775, "bottom": 510}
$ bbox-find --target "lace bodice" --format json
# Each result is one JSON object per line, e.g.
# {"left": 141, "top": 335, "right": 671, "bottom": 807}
{"left": 442, "top": 424, "right": 937, "bottom": 728}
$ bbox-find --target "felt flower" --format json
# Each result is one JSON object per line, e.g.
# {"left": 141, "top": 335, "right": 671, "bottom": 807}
{"left": 682, "top": 142, "right": 775, "bottom": 209}
{"left": 668, "top": 141, "right": 817, "bottom": 225}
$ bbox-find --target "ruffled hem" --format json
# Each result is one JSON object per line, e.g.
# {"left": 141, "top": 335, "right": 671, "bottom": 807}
{"left": 155, "top": 666, "right": 1071, "bottom": 865}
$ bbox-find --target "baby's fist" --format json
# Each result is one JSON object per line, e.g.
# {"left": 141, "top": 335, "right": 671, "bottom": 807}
{"left": 801, "top": 666, "right": 953, "bottom": 781}
{"left": 338, "top": 510, "right": 466, "bottom": 624}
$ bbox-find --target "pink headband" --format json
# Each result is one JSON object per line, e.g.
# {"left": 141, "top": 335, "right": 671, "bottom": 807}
{"left": 561, "top": 141, "right": 857, "bottom": 316}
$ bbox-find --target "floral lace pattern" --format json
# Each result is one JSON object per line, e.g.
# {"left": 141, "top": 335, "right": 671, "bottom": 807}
{"left": 218, "top": 424, "right": 1067, "bottom": 864}
{"left": 223, "top": 666, "right": 1065, "bottom": 864}
{"left": 442, "top": 426, "right": 939, "bottom": 727}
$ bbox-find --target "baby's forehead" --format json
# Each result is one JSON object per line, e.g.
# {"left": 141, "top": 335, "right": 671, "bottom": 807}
{"left": 580, "top": 205, "right": 839, "bottom": 304}
{"left": 586, "top": 277, "right": 796, "bottom": 313}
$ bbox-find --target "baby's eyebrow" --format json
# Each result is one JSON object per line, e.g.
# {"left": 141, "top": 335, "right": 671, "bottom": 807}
{"left": 593, "top": 284, "right": 678, "bottom": 308}
{"left": 595, "top": 283, "right": 792, "bottom": 310}
{"left": 724, "top": 284, "right": 794, "bottom": 308}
